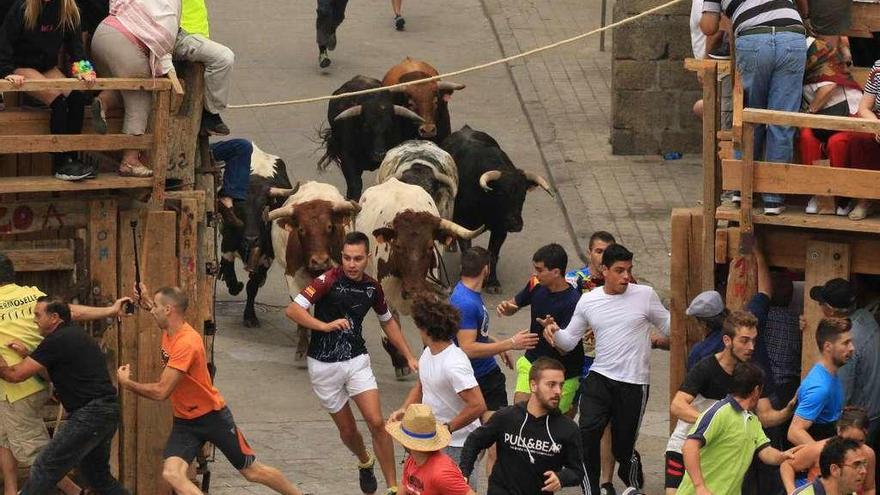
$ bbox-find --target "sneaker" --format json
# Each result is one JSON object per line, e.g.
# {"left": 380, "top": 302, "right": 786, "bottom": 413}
{"left": 805, "top": 196, "right": 818, "bottom": 214}
{"left": 92, "top": 98, "right": 107, "bottom": 134}
{"left": 384, "top": 488, "right": 398, "bottom": 495}
{"left": 837, "top": 199, "right": 856, "bottom": 217}
{"left": 358, "top": 454, "right": 378, "bottom": 494}
{"left": 763, "top": 202, "right": 786, "bottom": 216}
{"left": 319, "top": 49, "right": 332, "bottom": 69}
{"left": 620, "top": 489, "right": 644, "bottom": 495}
{"left": 600, "top": 482, "right": 617, "bottom": 495}
{"left": 849, "top": 199, "right": 873, "bottom": 221}
{"left": 328, "top": 32, "right": 337, "bottom": 51}
{"left": 54, "top": 156, "right": 94, "bottom": 181}
{"left": 730, "top": 191, "right": 742, "bottom": 205}
{"left": 201, "top": 110, "right": 230, "bottom": 136}
{"left": 394, "top": 14, "right": 405, "bottom": 30}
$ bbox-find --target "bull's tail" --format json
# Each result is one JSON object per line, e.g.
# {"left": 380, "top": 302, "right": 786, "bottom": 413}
{"left": 316, "top": 125, "right": 340, "bottom": 172}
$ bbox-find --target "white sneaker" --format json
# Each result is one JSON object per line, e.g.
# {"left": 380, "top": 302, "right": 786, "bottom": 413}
{"left": 805, "top": 196, "right": 818, "bottom": 214}
{"left": 837, "top": 200, "right": 855, "bottom": 216}
{"left": 620, "top": 488, "right": 643, "bottom": 495}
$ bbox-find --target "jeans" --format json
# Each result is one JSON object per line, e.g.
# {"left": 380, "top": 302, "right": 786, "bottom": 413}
{"left": 21, "top": 397, "right": 129, "bottom": 495}
{"left": 735, "top": 31, "right": 807, "bottom": 205}
{"left": 173, "top": 30, "right": 234, "bottom": 114}
{"left": 316, "top": 0, "right": 349, "bottom": 47}
{"left": 210, "top": 139, "right": 253, "bottom": 201}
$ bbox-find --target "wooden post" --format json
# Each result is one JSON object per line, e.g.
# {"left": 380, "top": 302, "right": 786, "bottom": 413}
{"left": 670, "top": 209, "right": 691, "bottom": 430}
{"left": 178, "top": 196, "right": 201, "bottom": 328}
{"left": 117, "top": 210, "right": 139, "bottom": 489}
{"left": 701, "top": 63, "right": 719, "bottom": 292}
{"left": 802, "top": 240, "right": 851, "bottom": 375}
{"left": 149, "top": 90, "right": 172, "bottom": 209}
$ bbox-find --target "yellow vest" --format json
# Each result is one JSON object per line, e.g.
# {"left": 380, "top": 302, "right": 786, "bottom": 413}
{"left": 0, "top": 284, "right": 48, "bottom": 403}
{"left": 180, "top": 0, "right": 210, "bottom": 38}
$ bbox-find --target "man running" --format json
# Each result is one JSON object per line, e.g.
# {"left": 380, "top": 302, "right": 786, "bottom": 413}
{"left": 458, "top": 357, "right": 586, "bottom": 494}
{"left": 118, "top": 286, "right": 305, "bottom": 495}
{"left": 542, "top": 243, "right": 669, "bottom": 494}
{"left": 287, "top": 231, "right": 418, "bottom": 495}
{"left": 316, "top": 0, "right": 349, "bottom": 67}
{"left": 791, "top": 437, "right": 869, "bottom": 495}
{"left": 496, "top": 243, "right": 582, "bottom": 417}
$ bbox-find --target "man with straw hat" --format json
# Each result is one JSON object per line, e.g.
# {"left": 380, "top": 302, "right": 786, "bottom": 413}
{"left": 386, "top": 404, "right": 475, "bottom": 495}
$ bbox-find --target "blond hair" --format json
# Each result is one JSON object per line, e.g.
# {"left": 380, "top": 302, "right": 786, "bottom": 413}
{"left": 24, "top": 0, "right": 80, "bottom": 33}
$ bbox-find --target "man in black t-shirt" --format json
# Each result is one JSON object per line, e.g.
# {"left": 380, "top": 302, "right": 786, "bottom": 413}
{"left": 286, "top": 231, "right": 417, "bottom": 495}
{"left": 0, "top": 296, "right": 128, "bottom": 495}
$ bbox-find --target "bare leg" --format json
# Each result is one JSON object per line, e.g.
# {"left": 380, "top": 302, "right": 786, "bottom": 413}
{"left": 13, "top": 67, "right": 68, "bottom": 104}
{"left": 162, "top": 457, "right": 204, "bottom": 495}
{"left": 599, "top": 424, "right": 614, "bottom": 485}
{"left": 56, "top": 476, "right": 82, "bottom": 495}
{"left": 0, "top": 448, "right": 17, "bottom": 495}
{"left": 329, "top": 403, "right": 371, "bottom": 464}
{"left": 351, "top": 389, "right": 396, "bottom": 489}
{"left": 240, "top": 461, "right": 303, "bottom": 495}
{"left": 391, "top": 0, "right": 401, "bottom": 15}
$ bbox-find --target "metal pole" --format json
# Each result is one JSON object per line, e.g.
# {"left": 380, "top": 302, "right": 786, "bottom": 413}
{"left": 599, "top": 0, "right": 608, "bottom": 51}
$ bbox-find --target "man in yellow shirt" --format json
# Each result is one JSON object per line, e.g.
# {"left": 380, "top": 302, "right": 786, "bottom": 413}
{"left": 0, "top": 253, "right": 131, "bottom": 495}
{"left": 174, "top": 0, "right": 235, "bottom": 136}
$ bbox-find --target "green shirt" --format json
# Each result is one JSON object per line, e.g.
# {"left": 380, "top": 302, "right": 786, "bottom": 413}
{"left": 0, "top": 284, "right": 48, "bottom": 402}
{"left": 677, "top": 395, "right": 770, "bottom": 495}
{"left": 180, "top": 0, "right": 210, "bottom": 38}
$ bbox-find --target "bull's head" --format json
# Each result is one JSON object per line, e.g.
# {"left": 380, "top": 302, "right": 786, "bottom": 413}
{"left": 390, "top": 79, "right": 465, "bottom": 138}
{"left": 268, "top": 198, "right": 361, "bottom": 276}
{"left": 241, "top": 182, "right": 300, "bottom": 270}
{"left": 334, "top": 97, "right": 424, "bottom": 164}
{"left": 478, "top": 169, "right": 553, "bottom": 233}
{"left": 373, "top": 211, "right": 484, "bottom": 300}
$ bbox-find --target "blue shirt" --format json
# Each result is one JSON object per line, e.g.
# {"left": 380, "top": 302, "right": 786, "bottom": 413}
{"left": 449, "top": 282, "right": 498, "bottom": 378}
{"left": 687, "top": 328, "right": 724, "bottom": 371}
{"left": 795, "top": 363, "right": 844, "bottom": 425}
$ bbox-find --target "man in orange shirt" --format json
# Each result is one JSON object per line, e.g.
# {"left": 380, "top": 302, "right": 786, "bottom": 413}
{"left": 117, "top": 286, "right": 305, "bottom": 495}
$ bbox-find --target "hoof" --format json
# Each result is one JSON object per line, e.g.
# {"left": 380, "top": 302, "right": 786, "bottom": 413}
{"left": 394, "top": 367, "right": 414, "bottom": 381}
{"left": 242, "top": 316, "right": 260, "bottom": 328}
{"left": 228, "top": 281, "right": 244, "bottom": 296}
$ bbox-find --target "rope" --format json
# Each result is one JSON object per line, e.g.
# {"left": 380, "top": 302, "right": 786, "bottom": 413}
{"left": 227, "top": 0, "right": 686, "bottom": 109}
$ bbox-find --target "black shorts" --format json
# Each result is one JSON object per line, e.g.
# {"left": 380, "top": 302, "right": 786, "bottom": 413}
{"left": 665, "top": 451, "right": 684, "bottom": 489}
{"left": 163, "top": 407, "right": 256, "bottom": 470}
{"left": 477, "top": 366, "right": 508, "bottom": 411}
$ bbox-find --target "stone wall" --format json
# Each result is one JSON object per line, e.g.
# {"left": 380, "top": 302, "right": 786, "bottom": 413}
{"left": 611, "top": 0, "right": 702, "bottom": 155}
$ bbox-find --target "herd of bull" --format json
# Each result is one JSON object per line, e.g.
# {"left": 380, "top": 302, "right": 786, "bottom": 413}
{"left": 218, "top": 57, "right": 554, "bottom": 377}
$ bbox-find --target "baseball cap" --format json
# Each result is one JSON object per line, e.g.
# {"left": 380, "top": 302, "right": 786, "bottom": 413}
{"left": 686, "top": 290, "right": 725, "bottom": 318}
{"left": 809, "top": 278, "right": 856, "bottom": 309}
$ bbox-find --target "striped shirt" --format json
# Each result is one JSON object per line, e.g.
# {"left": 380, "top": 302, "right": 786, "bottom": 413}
{"left": 864, "top": 60, "right": 880, "bottom": 118}
{"left": 702, "top": 0, "right": 802, "bottom": 36}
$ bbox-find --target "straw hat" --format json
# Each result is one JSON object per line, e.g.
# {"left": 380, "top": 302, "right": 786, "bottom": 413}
{"left": 385, "top": 404, "right": 451, "bottom": 452}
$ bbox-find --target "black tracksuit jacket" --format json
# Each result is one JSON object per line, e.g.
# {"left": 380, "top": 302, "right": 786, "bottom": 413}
{"left": 0, "top": 0, "right": 85, "bottom": 77}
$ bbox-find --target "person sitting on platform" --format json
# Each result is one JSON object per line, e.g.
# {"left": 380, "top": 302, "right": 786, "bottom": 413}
{"left": 838, "top": 58, "right": 880, "bottom": 220}
{"left": 0, "top": 0, "right": 98, "bottom": 181}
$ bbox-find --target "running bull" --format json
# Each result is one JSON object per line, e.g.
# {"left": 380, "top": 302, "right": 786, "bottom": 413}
{"left": 357, "top": 178, "right": 483, "bottom": 377}
{"left": 269, "top": 181, "right": 361, "bottom": 364}
{"left": 215, "top": 139, "right": 299, "bottom": 328}
{"left": 376, "top": 140, "right": 458, "bottom": 220}
{"left": 442, "top": 125, "right": 554, "bottom": 293}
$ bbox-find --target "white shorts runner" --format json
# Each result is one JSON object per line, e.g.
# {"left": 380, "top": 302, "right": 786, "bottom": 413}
{"left": 307, "top": 354, "right": 378, "bottom": 413}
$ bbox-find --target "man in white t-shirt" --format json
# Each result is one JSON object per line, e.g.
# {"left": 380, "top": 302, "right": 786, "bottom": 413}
{"left": 543, "top": 244, "right": 670, "bottom": 495}
{"left": 388, "top": 294, "right": 487, "bottom": 488}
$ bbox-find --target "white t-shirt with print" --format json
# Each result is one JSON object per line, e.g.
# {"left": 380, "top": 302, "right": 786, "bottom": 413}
{"left": 419, "top": 344, "right": 481, "bottom": 447}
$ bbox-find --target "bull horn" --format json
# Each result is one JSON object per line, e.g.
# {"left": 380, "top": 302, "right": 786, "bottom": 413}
{"left": 525, "top": 171, "right": 555, "bottom": 197}
{"left": 268, "top": 182, "right": 301, "bottom": 197}
{"left": 334, "top": 105, "right": 363, "bottom": 121}
{"left": 439, "top": 219, "right": 485, "bottom": 240}
{"left": 437, "top": 81, "right": 466, "bottom": 91}
{"left": 431, "top": 169, "right": 457, "bottom": 194}
{"left": 267, "top": 204, "right": 294, "bottom": 221}
{"left": 393, "top": 105, "right": 425, "bottom": 123}
{"left": 333, "top": 199, "right": 362, "bottom": 214}
{"left": 478, "top": 170, "right": 502, "bottom": 192}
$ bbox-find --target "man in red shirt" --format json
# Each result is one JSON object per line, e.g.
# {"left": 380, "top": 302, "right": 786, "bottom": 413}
{"left": 386, "top": 404, "right": 475, "bottom": 495}
{"left": 117, "top": 286, "right": 305, "bottom": 495}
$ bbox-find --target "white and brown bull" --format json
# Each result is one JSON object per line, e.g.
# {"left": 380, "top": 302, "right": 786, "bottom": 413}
{"left": 376, "top": 140, "right": 458, "bottom": 219}
{"left": 357, "top": 178, "right": 483, "bottom": 377}
{"left": 269, "top": 181, "right": 360, "bottom": 363}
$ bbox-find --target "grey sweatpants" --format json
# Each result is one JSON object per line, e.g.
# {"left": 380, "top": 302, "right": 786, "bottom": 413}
{"left": 173, "top": 29, "right": 234, "bottom": 114}
{"left": 91, "top": 22, "right": 152, "bottom": 135}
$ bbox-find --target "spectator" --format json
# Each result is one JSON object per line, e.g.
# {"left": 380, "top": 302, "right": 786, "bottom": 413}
{"left": 795, "top": 0, "right": 853, "bottom": 62}
{"left": 458, "top": 358, "right": 586, "bottom": 494}
{"left": 565, "top": 231, "right": 615, "bottom": 294}
{"left": 390, "top": 0, "right": 403, "bottom": 30}
{"left": 0, "top": 296, "right": 128, "bottom": 495}
{"left": 840, "top": 59, "right": 880, "bottom": 220}
{"left": 210, "top": 138, "right": 255, "bottom": 230}
{"left": 542, "top": 243, "right": 670, "bottom": 494}
{"left": 665, "top": 310, "right": 796, "bottom": 494}
{"left": 684, "top": 290, "right": 728, "bottom": 370}
{"left": 90, "top": 0, "right": 181, "bottom": 178}
{"left": 701, "top": 0, "right": 807, "bottom": 215}
{"left": 676, "top": 362, "right": 799, "bottom": 495}
{"left": 496, "top": 244, "right": 583, "bottom": 417}
{"left": 316, "top": 0, "right": 346, "bottom": 68}
{"left": 385, "top": 404, "right": 475, "bottom": 495}
{"left": 173, "top": 0, "right": 233, "bottom": 136}
{"left": 0, "top": 253, "right": 132, "bottom": 495}
{"left": 791, "top": 437, "right": 870, "bottom": 495}
{"left": 781, "top": 406, "right": 876, "bottom": 493}
{"left": 789, "top": 318, "right": 855, "bottom": 445}
{"left": 0, "top": 0, "right": 98, "bottom": 181}
{"left": 388, "top": 293, "right": 486, "bottom": 488}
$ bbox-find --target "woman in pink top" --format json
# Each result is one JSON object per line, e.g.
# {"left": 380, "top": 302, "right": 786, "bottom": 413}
{"left": 90, "top": 0, "right": 180, "bottom": 177}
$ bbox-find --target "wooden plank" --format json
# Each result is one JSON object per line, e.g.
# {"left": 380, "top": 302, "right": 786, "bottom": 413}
{"left": 743, "top": 108, "right": 880, "bottom": 133}
{"left": 849, "top": 3, "right": 880, "bottom": 37}
{"left": 0, "top": 134, "right": 151, "bottom": 154}
{"left": 117, "top": 210, "right": 139, "bottom": 490}
{"left": 701, "top": 62, "right": 719, "bottom": 291}
{"left": 683, "top": 58, "right": 731, "bottom": 74}
{"left": 166, "top": 64, "right": 205, "bottom": 183}
{"left": 0, "top": 200, "right": 89, "bottom": 235}
{"left": 0, "top": 174, "right": 152, "bottom": 195}
{"left": 178, "top": 198, "right": 200, "bottom": 326}
{"left": 0, "top": 109, "right": 124, "bottom": 136}
{"left": 802, "top": 241, "right": 851, "bottom": 376}
{"left": 0, "top": 78, "right": 171, "bottom": 92}
{"left": 740, "top": 123, "right": 756, "bottom": 238}
{"left": 687, "top": 210, "right": 705, "bottom": 346}
{"left": 669, "top": 208, "right": 692, "bottom": 430}
{"left": 149, "top": 91, "right": 172, "bottom": 209}
{"left": 716, "top": 204, "right": 880, "bottom": 234}
{"left": 726, "top": 250, "right": 757, "bottom": 311}
{"left": 733, "top": 72, "right": 743, "bottom": 143}
{"left": 722, "top": 159, "right": 880, "bottom": 200}
{"left": 715, "top": 228, "right": 728, "bottom": 264}
{"left": 3, "top": 248, "right": 74, "bottom": 271}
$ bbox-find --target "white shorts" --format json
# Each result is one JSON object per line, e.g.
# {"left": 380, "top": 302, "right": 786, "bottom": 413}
{"left": 307, "top": 354, "right": 378, "bottom": 413}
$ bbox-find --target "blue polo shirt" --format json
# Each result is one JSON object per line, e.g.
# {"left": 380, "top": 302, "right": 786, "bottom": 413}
{"left": 795, "top": 363, "right": 843, "bottom": 426}
{"left": 449, "top": 282, "right": 498, "bottom": 378}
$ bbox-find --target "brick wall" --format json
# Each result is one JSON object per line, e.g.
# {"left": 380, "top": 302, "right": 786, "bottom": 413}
{"left": 610, "top": 0, "right": 702, "bottom": 155}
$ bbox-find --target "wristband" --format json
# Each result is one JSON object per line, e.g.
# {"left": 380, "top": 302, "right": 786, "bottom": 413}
{"left": 71, "top": 60, "right": 96, "bottom": 78}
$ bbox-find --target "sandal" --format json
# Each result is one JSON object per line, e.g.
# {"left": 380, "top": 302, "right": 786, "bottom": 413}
{"left": 92, "top": 98, "right": 107, "bottom": 134}
{"left": 118, "top": 160, "right": 153, "bottom": 178}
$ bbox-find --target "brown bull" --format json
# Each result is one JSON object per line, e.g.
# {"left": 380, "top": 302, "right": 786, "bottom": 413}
{"left": 382, "top": 57, "right": 465, "bottom": 143}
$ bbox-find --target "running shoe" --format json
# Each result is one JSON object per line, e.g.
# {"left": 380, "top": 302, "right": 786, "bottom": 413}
{"left": 358, "top": 454, "right": 378, "bottom": 494}
{"left": 600, "top": 482, "right": 617, "bottom": 495}
{"left": 328, "top": 32, "right": 337, "bottom": 51}
{"left": 805, "top": 196, "right": 818, "bottom": 214}
{"left": 54, "top": 156, "right": 94, "bottom": 181}
{"left": 319, "top": 49, "right": 332, "bottom": 69}
{"left": 763, "top": 202, "right": 786, "bottom": 216}
{"left": 384, "top": 487, "right": 398, "bottom": 495}
{"left": 837, "top": 199, "right": 856, "bottom": 217}
{"left": 620, "top": 488, "right": 644, "bottom": 495}
{"left": 394, "top": 15, "right": 405, "bottom": 31}
{"left": 730, "top": 190, "right": 742, "bottom": 205}
{"left": 201, "top": 110, "right": 230, "bottom": 136}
